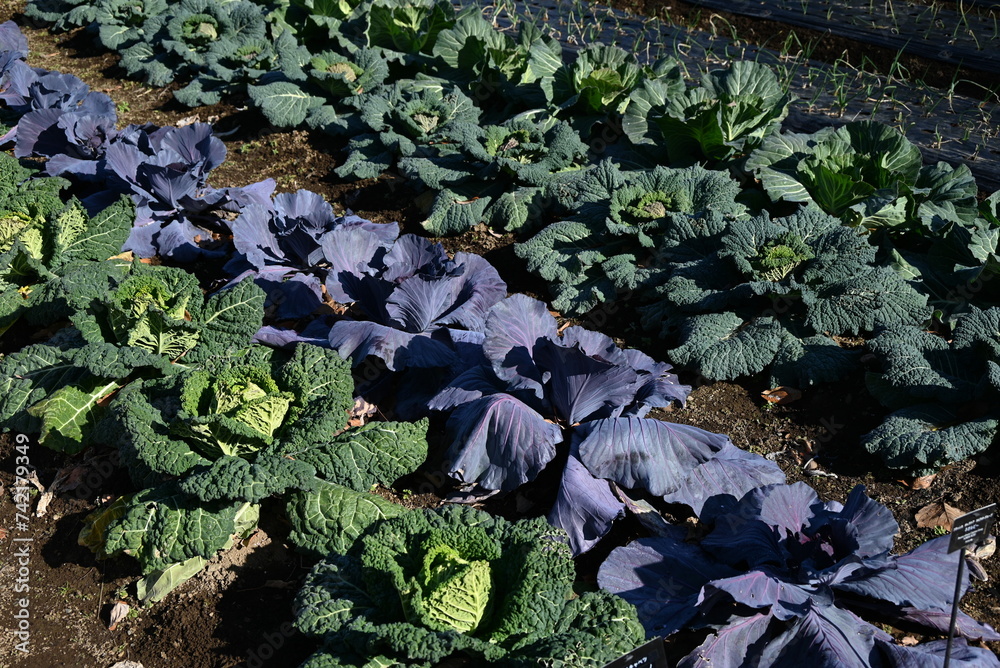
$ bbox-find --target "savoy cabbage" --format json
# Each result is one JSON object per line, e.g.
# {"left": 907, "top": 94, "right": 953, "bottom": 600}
{"left": 516, "top": 159, "right": 749, "bottom": 315}
{"left": 293, "top": 504, "right": 646, "bottom": 667}
{"left": 334, "top": 78, "right": 481, "bottom": 180}
{"left": 399, "top": 116, "right": 590, "bottom": 234}
{"left": 0, "top": 261, "right": 265, "bottom": 452}
{"left": 117, "top": 0, "right": 270, "bottom": 88}
{"left": 85, "top": 342, "right": 428, "bottom": 600}
{"left": 861, "top": 306, "right": 1000, "bottom": 473}
{"left": 637, "top": 206, "right": 931, "bottom": 385}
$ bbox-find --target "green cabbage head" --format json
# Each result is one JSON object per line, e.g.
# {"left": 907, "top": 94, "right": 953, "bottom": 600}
{"left": 294, "top": 505, "right": 645, "bottom": 666}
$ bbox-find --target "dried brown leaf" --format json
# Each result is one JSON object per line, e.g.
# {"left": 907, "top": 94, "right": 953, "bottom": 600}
{"left": 897, "top": 474, "right": 937, "bottom": 490}
{"left": 915, "top": 500, "right": 964, "bottom": 531}
{"left": 108, "top": 601, "right": 130, "bottom": 631}
{"left": 761, "top": 386, "right": 802, "bottom": 405}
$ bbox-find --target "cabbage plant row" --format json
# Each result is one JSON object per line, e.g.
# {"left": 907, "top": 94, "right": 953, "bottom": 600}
{"left": 19, "top": 0, "right": 1000, "bottom": 475}
{"left": 2, "top": 15, "right": 999, "bottom": 668}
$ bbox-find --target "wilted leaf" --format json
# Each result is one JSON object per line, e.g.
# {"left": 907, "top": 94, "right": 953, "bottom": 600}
{"left": 900, "top": 473, "right": 937, "bottom": 490}
{"left": 914, "top": 500, "right": 963, "bottom": 531}
{"left": 108, "top": 600, "right": 130, "bottom": 630}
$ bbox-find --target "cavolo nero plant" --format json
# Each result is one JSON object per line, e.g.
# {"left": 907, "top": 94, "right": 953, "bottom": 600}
{"left": 293, "top": 504, "right": 646, "bottom": 667}
{"left": 83, "top": 342, "right": 429, "bottom": 602}
{"left": 599, "top": 482, "right": 1000, "bottom": 667}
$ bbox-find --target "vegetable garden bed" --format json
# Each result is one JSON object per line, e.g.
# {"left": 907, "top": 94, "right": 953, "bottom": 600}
{"left": 0, "top": 0, "right": 999, "bottom": 665}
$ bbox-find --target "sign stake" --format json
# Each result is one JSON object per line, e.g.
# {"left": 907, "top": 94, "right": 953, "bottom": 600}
{"left": 943, "top": 503, "right": 997, "bottom": 668}
{"left": 943, "top": 546, "right": 965, "bottom": 668}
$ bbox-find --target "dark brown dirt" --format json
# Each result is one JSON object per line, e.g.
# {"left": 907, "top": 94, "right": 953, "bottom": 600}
{"left": 0, "top": 0, "right": 998, "bottom": 666}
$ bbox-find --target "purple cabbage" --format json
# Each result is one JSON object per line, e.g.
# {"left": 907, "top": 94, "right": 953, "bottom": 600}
{"left": 0, "top": 36, "right": 270, "bottom": 264}
{"left": 225, "top": 189, "right": 395, "bottom": 319}
{"left": 102, "top": 122, "right": 273, "bottom": 262}
{"left": 326, "top": 233, "right": 507, "bottom": 370}
{"left": 0, "top": 20, "right": 27, "bottom": 59}
{"left": 598, "top": 483, "right": 1000, "bottom": 667}
{"left": 2, "top": 69, "right": 116, "bottom": 147}
{"left": 431, "top": 294, "right": 783, "bottom": 553}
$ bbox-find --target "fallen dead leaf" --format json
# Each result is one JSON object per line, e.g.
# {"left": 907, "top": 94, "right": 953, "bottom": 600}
{"left": 348, "top": 398, "right": 378, "bottom": 428}
{"left": 901, "top": 474, "right": 937, "bottom": 490}
{"left": 901, "top": 636, "right": 919, "bottom": 646}
{"left": 34, "top": 491, "right": 53, "bottom": 518}
{"left": 761, "top": 386, "right": 802, "bottom": 405}
{"left": 915, "top": 500, "right": 964, "bottom": 531}
{"left": 108, "top": 601, "right": 130, "bottom": 631}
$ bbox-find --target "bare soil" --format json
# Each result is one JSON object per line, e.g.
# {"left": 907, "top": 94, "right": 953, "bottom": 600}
{"left": 0, "top": 0, "right": 998, "bottom": 667}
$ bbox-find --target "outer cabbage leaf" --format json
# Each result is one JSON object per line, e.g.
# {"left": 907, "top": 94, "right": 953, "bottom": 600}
{"left": 861, "top": 404, "right": 999, "bottom": 474}
{"left": 574, "top": 417, "right": 731, "bottom": 496}
{"left": 546, "top": 455, "right": 625, "bottom": 555}
{"left": 281, "top": 419, "right": 428, "bottom": 492}
{"left": 100, "top": 483, "right": 247, "bottom": 574}
{"left": 177, "top": 454, "right": 319, "bottom": 503}
{"left": 286, "top": 481, "right": 408, "bottom": 557}
{"left": 598, "top": 534, "right": 738, "bottom": 635}
{"left": 755, "top": 602, "right": 885, "bottom": 668}
{"left": 443, "top": 393, "right": 563, "bottom": 493}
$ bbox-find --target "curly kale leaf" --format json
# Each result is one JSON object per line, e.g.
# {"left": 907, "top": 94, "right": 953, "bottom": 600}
{"left": 293, "top": 505, "right": 644, "bottom": 665}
